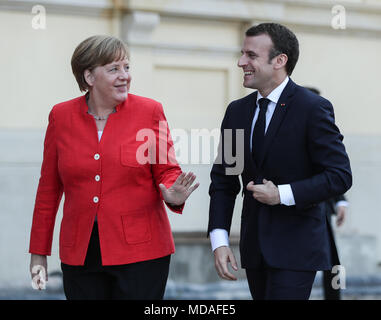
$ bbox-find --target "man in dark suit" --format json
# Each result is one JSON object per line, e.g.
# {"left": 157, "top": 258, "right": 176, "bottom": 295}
{"left": 306, "top": 87, "right": 349, "bottom": 300}
{"left": 322, "top": 195, "right": 348, "bottom": 299}
{"left": 208, "top": 23, "right": 352, "bottom": 300}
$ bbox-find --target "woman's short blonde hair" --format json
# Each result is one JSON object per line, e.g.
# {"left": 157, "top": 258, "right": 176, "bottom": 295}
{"left": 71, "top": 35, "right": 130, "bottom": 92}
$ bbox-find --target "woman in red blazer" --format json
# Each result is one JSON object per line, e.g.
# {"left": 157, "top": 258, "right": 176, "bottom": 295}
{"left": 29, "top": 35, "right": 199, "bottom": 299}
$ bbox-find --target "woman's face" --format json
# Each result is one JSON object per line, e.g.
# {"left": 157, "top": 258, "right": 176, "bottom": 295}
{"left": 85, "top": 58, "right": 131, "bottom": 105}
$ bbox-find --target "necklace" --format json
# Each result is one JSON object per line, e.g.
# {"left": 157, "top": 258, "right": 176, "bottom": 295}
{"left": 87, "top": 108, "right": 116, "bottom": 121}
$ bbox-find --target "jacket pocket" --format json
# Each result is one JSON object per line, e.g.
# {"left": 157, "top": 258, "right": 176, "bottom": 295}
{"left": 289, "top": 204, "right": 323, "bottom": 221}
{"left": 299, "top": 203, "right": 324, "bottom": 221}
{"left": 121, "top": 209, "right": 152, "bottom": 244}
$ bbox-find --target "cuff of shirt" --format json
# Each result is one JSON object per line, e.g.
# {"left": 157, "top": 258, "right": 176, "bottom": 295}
{"left": 336, "top": 200, "right": 349, "bottom": 208}
{"left": 278, "top": 184, "right": 296, "bottom": 206}
{"left": 210, "top": 229, "right": 229, "bottom": 252}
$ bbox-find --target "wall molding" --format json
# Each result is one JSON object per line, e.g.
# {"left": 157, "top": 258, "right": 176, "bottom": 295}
{"left": 131, "top": 41, "right": 240, "bottom": 58}
{"left": 1, "top": 0, "right": 380, "bottom": 36}
{"left": 123, "top": 0, "right": 381, "bottom": 35}
{"left": 0, "top": 0, "right": 114, "bottom": 17}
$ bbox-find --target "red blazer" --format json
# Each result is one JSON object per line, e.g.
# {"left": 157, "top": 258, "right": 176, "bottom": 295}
{"left": 29, "top": 94, "right": 184, "bottom": 265}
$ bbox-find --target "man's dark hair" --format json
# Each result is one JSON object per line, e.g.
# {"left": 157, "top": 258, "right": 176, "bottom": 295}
{"left": 245, "top": 23, "right": 299, "bottom": 76}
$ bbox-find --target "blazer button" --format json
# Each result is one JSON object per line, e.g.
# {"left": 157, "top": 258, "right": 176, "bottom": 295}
{"left": 94, "top": 153, "right": 100, "bottom": 160}
{"left": 95, "top": 175, "right": 100, "bottom": 182}
{"left": 93, "top": 196, "right": 99, "bottom": 203}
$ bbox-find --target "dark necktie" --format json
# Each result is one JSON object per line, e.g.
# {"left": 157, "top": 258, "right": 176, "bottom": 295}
{"left": 252, "top": 98, "right": 270, "bottom": 165}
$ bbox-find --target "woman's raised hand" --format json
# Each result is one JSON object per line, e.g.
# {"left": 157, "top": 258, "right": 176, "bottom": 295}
{"left": 159, "top": 172, "right": 200, "bottom": 206}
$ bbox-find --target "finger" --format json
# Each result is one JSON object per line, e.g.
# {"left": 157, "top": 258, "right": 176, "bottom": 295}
{"left": 253, "top": 192, "right": 266, "bottom": 203}
{"left": 36, "top": 277, "right": 45, "bottom": 290}
{"left": 216, "top": 259, "right": 232, "bottom": 280}
{"left": 252, "top": 185, "right": 263, "bottom": 194}
{"left": 186, "top": 171, "right": 194, "bottom": 179}
{"left": 31, "top": 273, "right": 47, "bottom": 290}
{"left": 188, "top": 175, "right": 197, "bottom": 188}
{"left": 214, "top": 256, "right": 226, "bottom": 280}
{"left": 38, "top": 277, "right": 47, "bottom": 290}
{"left": 214, "top": 248, "right": 230, "bottom": 280}
{"left": 184, "top": 173, "right": 196, "bottom": 188}
{"left": 159, "top": 184, "right": 168, "bottom": 198}
{"left": 246, "top": 181, "right": 255, "bottom": 191}
{"left": 215, "top": 261, "right": 226, "bottom": 280}
{"left": 31, "top": 274, "right": 40, "bottom": 290}
{"left": 253, "top": 193, "right": 261, "bottom": 201}
{"left": 217, "top": 252, "right": 237, "bottom": 281}
{"left": 174, "top": 172, "right": 186, "bottom": 185}
{"left": 184, "top": 171, "right": 194, "bottom": 182}
{"left": 31, "top": 264, "right": 47, "bottom": 279}
{"left": 263, "top": 179, "right": 268, "bottom": 184}
{"left": 229, "top": 252, "right": 238, "bottom": 271}
{"left": 221, "top": 261, "right": 237, "bottom": 281}
{"left": 187, "top": 182, "right": 200, "bottom": 195}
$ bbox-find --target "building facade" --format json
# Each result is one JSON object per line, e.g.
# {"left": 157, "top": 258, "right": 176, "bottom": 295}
{"left": 1, "top": 0, "right": 381, "bottom": 288}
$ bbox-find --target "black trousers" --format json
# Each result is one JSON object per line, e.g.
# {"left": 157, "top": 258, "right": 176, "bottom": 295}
{"left": 61, "top": 222, "right": 170, "bottom": 300}
{"left": 323, "top": 270, "right": 341, "bottom": 300}
{"left": 323, "top": 213, "right": 341, "bottom": 300}
{"left": 245, "top": 255, "right": 316, "bottom": 300}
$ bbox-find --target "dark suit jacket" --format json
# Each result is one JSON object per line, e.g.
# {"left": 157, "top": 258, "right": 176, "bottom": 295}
{"left": 208, "top": 79, "right": 352, "bottom": 271}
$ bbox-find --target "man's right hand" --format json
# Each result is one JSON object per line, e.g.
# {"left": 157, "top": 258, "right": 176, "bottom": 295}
{"left": 336, "top": 205, "right": 347, "bottom": 227}
{"left": 213, "top": 246, "right": 238, "bottom": 281}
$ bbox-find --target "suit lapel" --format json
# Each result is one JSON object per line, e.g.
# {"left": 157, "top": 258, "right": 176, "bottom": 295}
{"left": 257, "top": 79, "right": 297, "bottom": 168}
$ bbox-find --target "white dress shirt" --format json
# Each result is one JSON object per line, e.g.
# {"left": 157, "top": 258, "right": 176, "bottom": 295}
{"left": 210, "top": 76, "right": 297, "bottom": 251}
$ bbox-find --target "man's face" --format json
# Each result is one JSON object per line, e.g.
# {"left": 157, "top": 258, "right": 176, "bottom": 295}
{"left": 237, "top": 34, "right": 276, "bottom": 90}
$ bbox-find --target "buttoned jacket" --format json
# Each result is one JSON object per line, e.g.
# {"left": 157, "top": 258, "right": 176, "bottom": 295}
{"left": 208, "top": 79, "right": 352, "bottom": 270}
{"left": 29, "top": 94, "right": 183, "bottom": 265}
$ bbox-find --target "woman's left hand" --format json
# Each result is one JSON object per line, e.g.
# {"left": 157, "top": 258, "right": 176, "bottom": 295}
{"left": 159, "top": 172, "right": 200, "bottom": 206}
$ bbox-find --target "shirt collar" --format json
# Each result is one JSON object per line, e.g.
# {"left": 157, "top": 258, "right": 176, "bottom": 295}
{"left": 256, "top": 76, "right": 289, "bottom": 105}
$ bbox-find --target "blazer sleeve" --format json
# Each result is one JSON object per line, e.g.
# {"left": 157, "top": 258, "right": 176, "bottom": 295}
{"left": 334, "top": 194, "right": 346, "bottom": 203}
{"left": 290, "top": 100, "right": 352, "bottom": 210}
{"left": 29, "top": 107, "right": 63, "bottom": 255}
{"left": 208, "top": 103, "right": 241, "bottom": 235}
{"left": 151, "top": 103, "right": 184, "bottom": 214}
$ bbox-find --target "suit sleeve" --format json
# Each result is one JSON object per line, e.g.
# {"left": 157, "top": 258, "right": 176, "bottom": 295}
{"left": 208, "top": 103, "right": 241, "bottom": 236}
{"left": 29, "top": 107, "right": 63, "bottom": 255}
{"left": 290, "top": 101, "right": 352, "bottom": 210}
{"left": 151, "top": 103, "right": 184, "bottom": 214}
{"left": 334, "top": 194, "right": 346, "bottom": 203}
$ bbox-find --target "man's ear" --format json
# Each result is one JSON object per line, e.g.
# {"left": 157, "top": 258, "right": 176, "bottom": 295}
{"left": 84, "top": 69, "right": 94, "bottom": 88}
{"left": 274, "top": 53, "right": 288, "bottom": 71}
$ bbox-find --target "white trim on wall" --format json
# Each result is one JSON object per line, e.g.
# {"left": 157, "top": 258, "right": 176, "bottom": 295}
{"left": 0, "top": 0, "right": 114, "bottom": 17}
{"left": 1, "top": 0, "right": 380, "bottom": 36}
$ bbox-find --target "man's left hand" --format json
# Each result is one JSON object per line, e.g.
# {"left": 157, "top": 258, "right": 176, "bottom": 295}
{"left": 246, "top": 179, "right": 280, "bottom": 205}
